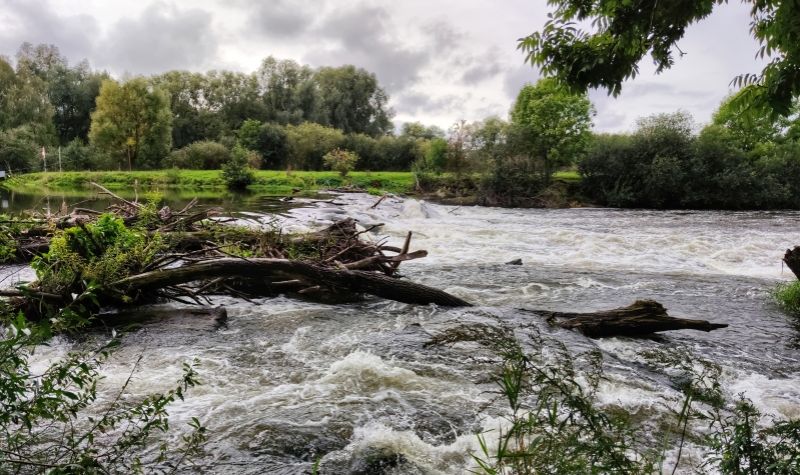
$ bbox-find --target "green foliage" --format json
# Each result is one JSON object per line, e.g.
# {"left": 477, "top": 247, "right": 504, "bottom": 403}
{"left": 471, "top": 332, "right": 800, "bottom": 475}
{"left": 322, "top": 148, "right": 359, "bottom": 177}
{"left": 511, "top": 79, "right": 593, "bottom": 184}
{"left": 580, "top": 109, "right": 800, "bottom": 209}
{"left": 285, "top": 122, "right": 345, "bottom": 170}
{"left": 89, "top": 78, "right": 173, "bottom": 170}
{"left": 167, "top": 140, "right": 231, "bottom": 170}
{"left": 222, "top": 145, "right": 255, "bottom": 190}
{"left": 0, "top": 125, "right": 43, "bottom": 172}
{"left": 150, "top": 70, "right": 224, "bottom": 149}
{"left": 314, "top": 65, "right": 393, "bottom": 136}
{"left": 401, "top": 122, "right": 445, "bottom": 140}
{"left": 237, "top": 120, "right": 288, "bottom": 168}
{"left": 60, "top": 138, "right": 115, "bottom": 171}
{"left": 257, "top": 57, "right": 320, "bottom": 125}
{"left": 519, "top": 0, "right": 800, "bottom": 116}
{"left": 32, "top": 214, "right": 164, "bottom": 296}
{"left": 471, "top": 335, "right": 660, "bottom": 474}
{"left": 419, "top": 137, "right": 448, "bottom": 174}
{"left": 0, "top": 314, "right": 206, "bottom": 473}
{"left": 773, "top": 281, "right": 800, "bottom": 315}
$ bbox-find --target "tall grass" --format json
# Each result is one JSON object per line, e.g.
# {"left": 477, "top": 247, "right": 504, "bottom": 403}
{"left": 463, "top": 328, "right": 800, "bottom": 474}
{"left": 774, "top": 281, "right": 800, "bottom": 314}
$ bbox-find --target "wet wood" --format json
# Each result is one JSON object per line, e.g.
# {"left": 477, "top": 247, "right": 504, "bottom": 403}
{"left": 784, "top": 246, "right": 800, "bottom": 280}
{"left": 111, "top": 257, "right": 471, "bottom": 307}
{"left": 536, "top": 300, "right": 728, "bottom": 338}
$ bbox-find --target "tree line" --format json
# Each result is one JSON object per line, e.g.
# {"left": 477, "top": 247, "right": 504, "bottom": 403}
{"left": 0, "top": 42, "right": 435, "bottom": 173}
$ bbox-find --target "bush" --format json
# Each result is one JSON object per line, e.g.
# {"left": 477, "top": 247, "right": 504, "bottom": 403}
{"left": 166, "top": 140, "right": 231, "bottom": 170}
{"left": 238, "top": 120, "right": 287, "bottom": 169}
{"left": 0, "top": 125, "right": 41, "bottom": 173}
{"left": 323, "top": 148, "right": 359, "bottom": 177}
{"left": 222, "top": 145, "right": 255, "bottom": 190}
{"left": 285, "top": 122, "right": 344, "bottom": 170}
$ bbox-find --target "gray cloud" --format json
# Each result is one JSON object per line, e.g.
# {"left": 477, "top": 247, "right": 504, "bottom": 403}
{"left": 98, "top": 2, "right": 219, "bottom": 75}
{"left": 303, "top": 4, "right": 429, "bottom": 93}
{"left": 0, "top": 0, "right": 99, "bottom": 64}
{"left": 245, "top": 0, "right": 314, "bottom": 38}
{"left": 394, "top": 91, "right": 463, "bottom": 116}
{"left": 503, "top": 64, "right": 538, "bottom": 99}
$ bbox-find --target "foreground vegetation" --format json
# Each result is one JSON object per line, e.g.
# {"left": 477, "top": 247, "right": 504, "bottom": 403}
{"left": 459, "top": 325, "right": 800, "bottom": 474}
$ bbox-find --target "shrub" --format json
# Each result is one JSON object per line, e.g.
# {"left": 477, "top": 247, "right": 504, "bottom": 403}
{"left": 285, "top": 122, "right": 344, "bottom": 170}
{"left": 166, "top": 141, "right": 231, "bottom": 169}
{"left": 0, "top": 315, "right": 206, "bottom": 473}
{"left": 222, "top": 145, "right": 255, "bottom": 190}
{"left": 774, "top": 281, "right": 800, "bottom": 314}
{"left": 0, "top": 125, "right": 41, "bottom": 173}
{"left": 323, "top": 148, "right": 359, "bottom": 177}
{"left": 238, "top": 120, "right": 287, "bottom": 169}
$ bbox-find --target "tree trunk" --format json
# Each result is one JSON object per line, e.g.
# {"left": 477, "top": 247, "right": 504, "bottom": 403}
{"left": 784, "top": 246, "right": 800, "bottom": 280}
{"left": 112, "top": 257, "right": 472, "bottom": 307}
{"left": 534, "top": 300, "right": 727, "bottom": 338}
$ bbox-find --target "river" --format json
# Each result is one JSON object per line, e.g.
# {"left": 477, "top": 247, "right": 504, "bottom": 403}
{"left": 16, "top": 192, "right": 800, "bottom": 474}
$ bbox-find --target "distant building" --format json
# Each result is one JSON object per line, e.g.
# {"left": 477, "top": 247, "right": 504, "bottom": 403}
{"left": 0, "top": 170, "right": 6, "bottom": 179}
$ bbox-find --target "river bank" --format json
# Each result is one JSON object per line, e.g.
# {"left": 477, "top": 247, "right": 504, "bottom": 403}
{"left": 3, "top": 170, "right": 417, "bottom": 195}
{"left": 2, "top": 170, "right": 591, "bottom": 209}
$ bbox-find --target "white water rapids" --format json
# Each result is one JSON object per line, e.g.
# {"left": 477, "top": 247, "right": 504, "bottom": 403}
{"left": 21, "top": 194, "right": 800, "bottom": 474}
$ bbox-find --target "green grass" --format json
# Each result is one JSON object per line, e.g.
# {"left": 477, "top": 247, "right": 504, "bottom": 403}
{"left": 5, "top": 170, "right": 417, "bottom": 195}
{"left": 553, "top": 170, "right": 581, "bottom": 182}
{"left": 773, "top": 281, "right": 800, "bottom": 314}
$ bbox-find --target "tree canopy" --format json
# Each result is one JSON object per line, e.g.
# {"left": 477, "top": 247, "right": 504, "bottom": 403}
{"left": 89, "top": 78, "right": 172, "bottom": 170}
{"left": 520, "top": 0, "right": 800, "bottom": 115}
{"left": 511, "top": 78, "right": 594, "bottom": 183}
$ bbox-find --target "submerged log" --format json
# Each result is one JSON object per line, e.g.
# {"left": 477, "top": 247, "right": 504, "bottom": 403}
{"left": 784, "top": 246, "right": 800, "bottom": 280}
{"left": 536, "top": 300, "right": 727, "bottom": 338}
{"left": 112, "top": 257, "right": 471, "bottom": 307}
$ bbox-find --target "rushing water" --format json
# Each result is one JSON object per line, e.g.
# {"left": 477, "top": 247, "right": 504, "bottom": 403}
{"left": 16, "top": 193, "right": 800, "bottom": 474}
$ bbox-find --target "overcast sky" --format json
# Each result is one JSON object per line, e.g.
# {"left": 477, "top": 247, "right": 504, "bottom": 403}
{"left": 0, "top": 0, "right": 766, "bottom": 132}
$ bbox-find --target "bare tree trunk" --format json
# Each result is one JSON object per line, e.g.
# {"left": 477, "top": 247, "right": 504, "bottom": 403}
{"left": 534, "top": 300, "right": 727, "bottom": 338}
{"left": 112, "top": 257, "right": 472, "bottom": 307}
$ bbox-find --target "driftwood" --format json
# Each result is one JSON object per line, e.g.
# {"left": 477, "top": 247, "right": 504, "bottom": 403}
{"left": 535, "top": 300, "right": 727, "bottom": 338}
{"left": 111, "top": 257, "right": 471, "bottom": 307}
{"left": 784, "top": 246, "right": 800, "bottom": 280}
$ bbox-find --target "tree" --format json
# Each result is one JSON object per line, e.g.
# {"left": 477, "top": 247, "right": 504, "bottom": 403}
{"left": 257, "top": 57, "right": 320, "bottom": 125}
{"left": 48, "top": 61, "right": 106, "bottom": 144}
{"left": 222, "top": 144, "right": 255, "bottom": 189}
{"left": 401, "top": 122, "right": 445, "bottom": 140}
{"left": 89, "top": 78, "right": 172, "bottom": 170}
{"left": 237, "top": 119, "right": 288, "bottom": 169}
{"left": 510, "top": 79, "right": 593, "bottom": 183}
{"left": 205, "top": 70, "right": 267, "bottom": 132}
{"left": 285, "top": 122, "right": 344, "bottom": 170}
{"left": 711, "top": 90, "right": 798, "bottom": 152}
{"left": 323, "top": 148, "right": 359, "bottom": 177}
{"left": 0, "top": 57, "right": 54, "bottom": 133}
{"left": 314, "top": 65, "right": 393, "bottom": 136}
{"left": 519, "top": 0, "right": 800, "bottom": 116}
{"left": 151, "top": 71, "right": 223, "bottom": 149}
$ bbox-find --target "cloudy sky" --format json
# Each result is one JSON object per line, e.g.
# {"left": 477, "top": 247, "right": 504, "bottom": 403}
{"left": 0, "top": 0, "right": 766, "bottom": 132}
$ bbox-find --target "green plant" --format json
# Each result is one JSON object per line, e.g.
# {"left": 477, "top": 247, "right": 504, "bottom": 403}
{"left": 221, "top": 145, "right": 255, "bottom": 190}
{"left": 166, "top": 141, "right": 231, "bottom": 170}
{"left": 322, "top": 148, "right": 359, "bottom": 177}
{"left": 774, "top": 281, "right": 800, "bottom": 314}
{"left": 471, "top": 333, "right": 659, "bottom": 474}
{"left": 0, "top": 314, "right": 207, "bottom": 473}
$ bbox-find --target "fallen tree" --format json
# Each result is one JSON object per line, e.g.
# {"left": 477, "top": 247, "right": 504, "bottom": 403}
{"left": 533, "top": 300, "right": 728, "bottom": 338}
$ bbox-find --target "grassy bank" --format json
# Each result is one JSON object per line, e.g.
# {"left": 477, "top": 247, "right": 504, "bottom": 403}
{"left": 5, "top": 170, "right": 418, "bottom": 195}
